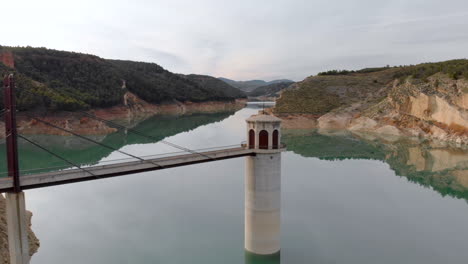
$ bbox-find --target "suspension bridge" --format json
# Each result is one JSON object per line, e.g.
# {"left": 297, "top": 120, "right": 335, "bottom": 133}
{"left": 1, "top": 74, "right": 285, "bottom": 264}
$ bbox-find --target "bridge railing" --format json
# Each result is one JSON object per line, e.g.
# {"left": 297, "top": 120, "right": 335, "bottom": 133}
{"left": 93, "top": 143, "right": 243, "bottom": 165}
{"left": 0, "top": 143, "right": 245, "bottom": 177}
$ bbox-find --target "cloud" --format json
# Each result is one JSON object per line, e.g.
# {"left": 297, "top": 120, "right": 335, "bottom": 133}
{"left": 2, "top": 0, "right": 468, "bottom": 81}
{"left": 138, "top": 47, "right": 188, "bottom": 70}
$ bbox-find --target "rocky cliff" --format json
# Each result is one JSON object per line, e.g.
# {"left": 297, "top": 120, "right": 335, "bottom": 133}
{"left": 0, "top": 51, "right": 14, "bottom": 69}
{"left": 0, "top": 195, "right": 40, "bottom": 263}
{"left": 275, "top": 60, "right": 468, "bottom": 145}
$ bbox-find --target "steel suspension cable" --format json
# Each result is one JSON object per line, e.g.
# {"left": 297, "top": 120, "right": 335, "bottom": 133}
{"left": 19, "top": 88, "right": 218, "bottom": 161}
{"left": 18, "top": 134, "right": 97, "bottom": 177}
{"left": 73, "top": 110, "right": 215, "bottom": 160}
{"left": 23, "top": 113, "right": 163, "bottom": 167}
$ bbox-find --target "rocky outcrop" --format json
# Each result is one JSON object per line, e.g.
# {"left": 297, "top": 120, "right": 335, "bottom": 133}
{"left": 275, "top": 114, "right": 318, "bottom": 129}
{"left": 348, "top": 117, "right": 378, "bottom": 131}
{"left": 0, "top": 51, "right": 14, "bottom": 68}
{"left": 89, "top": 92, "right": 246, "bottom": 128}
{"left": 317, "top": 112, "right": 354, "bottom": 129}
{"left": 0, "top": 195, "right": 40, "bottom": 263}
{"left": 275, "top": 70, "right": 468, "bottom": 145}
{"left": 369, "top": 74, "right": 468, "bottom": 143}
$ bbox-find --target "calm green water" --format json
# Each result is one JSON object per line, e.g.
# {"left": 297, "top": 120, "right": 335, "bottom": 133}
{"left": 2, "top": 103, "right": 468, "bottom": 264}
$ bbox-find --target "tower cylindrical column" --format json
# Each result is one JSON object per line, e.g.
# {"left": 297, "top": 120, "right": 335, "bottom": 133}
{"left": 245, "top": 153, "right": 281, "bottom": 255}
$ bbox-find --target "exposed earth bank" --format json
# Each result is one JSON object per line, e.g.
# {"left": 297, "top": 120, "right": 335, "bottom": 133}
{"left": 274, "top": 62, "right": 468, "bottom": 145}
{"left": 0, "top": 92, "right": 246, "bottom": 138}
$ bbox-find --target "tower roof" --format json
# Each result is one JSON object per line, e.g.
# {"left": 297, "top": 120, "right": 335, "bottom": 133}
{"left": 246, "top": 114, "right": 282, "bottom": 123}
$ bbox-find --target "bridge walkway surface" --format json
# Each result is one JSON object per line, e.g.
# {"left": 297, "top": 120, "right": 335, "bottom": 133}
{"left": 0, "top": 146, "right": 255, "bottom": 192}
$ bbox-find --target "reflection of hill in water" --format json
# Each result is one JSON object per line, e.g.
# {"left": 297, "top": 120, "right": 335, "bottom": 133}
{"left": 283, "top": 130, "right": 468, "bottom": 201}
{"left": 0, "top": 112, "right": 234, "bottom": 176}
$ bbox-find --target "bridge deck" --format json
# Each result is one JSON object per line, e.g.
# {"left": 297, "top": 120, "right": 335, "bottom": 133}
{"left": 0, "top": 147, "right": 256, "bottom": 192}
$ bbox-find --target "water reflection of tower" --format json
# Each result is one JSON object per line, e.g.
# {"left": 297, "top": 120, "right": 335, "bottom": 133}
{"left": 245, "top": 113, "right": 283, "bottom": 263}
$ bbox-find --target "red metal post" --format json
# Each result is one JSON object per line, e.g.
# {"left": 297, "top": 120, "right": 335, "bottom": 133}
{"left": 3, "top": 74, "right": 20, "bottom": 192}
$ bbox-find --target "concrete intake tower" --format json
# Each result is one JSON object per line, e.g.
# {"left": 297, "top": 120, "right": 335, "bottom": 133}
{"left": 245, "top": 113, "right": 284, "bottom": 257}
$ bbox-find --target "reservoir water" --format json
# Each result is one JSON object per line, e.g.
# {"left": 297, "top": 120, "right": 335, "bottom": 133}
{"left": 1, "top": 103, "right": 468, "bottom": 264}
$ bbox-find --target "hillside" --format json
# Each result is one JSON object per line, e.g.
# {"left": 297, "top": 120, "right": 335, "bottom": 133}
{"left": 218, "top": 77, "right": 293, "bottom": 92}
{"left": 181, "top": 74, "right": 245, "bottom": 99}
{"left": 248, "top": 81, "right": 294, "bottom": 97}
{"left": 275, "top": 59, "right": 468, "bottom": 144}
{"left": 275, "top": 67, "right": 398, "bottom": 114}
{"left": 0, "top": 46, "right": 245, "bottom": 111}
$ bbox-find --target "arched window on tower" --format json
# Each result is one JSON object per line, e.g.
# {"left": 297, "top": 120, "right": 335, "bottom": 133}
{"left": 249, "top": 129, "right": 255, "bottom": 149}
{"left": 259, "top": 130, "right": 269, "bottom": 149}
{"left": 273, "top": 130, "right": 279, "bottom": 149}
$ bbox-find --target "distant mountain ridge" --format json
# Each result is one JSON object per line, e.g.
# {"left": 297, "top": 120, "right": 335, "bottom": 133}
{"left": 248, "top": 81, "right": 294, "bottom": 97}
{"left": 218, "top": 77, "right": 293, "bottom": 92}
{"left": 180, "top": 74, "right": 245, "bottom": 99}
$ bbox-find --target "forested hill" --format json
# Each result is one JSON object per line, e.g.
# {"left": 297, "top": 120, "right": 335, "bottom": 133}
{"left": 0, "top": 46, "right": 245, "bottom": 111}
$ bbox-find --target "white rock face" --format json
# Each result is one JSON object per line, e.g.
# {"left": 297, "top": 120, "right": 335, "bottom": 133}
{"left": 431, "top": 96, "right": 468, "bottom": 128}
{"left": 407, "top": 93, "right": 431, "bottom": 119}
{"left": 375, "top": 125, "right": 402, "bottom": 136}
{"left": 454, "top": 93, "right": 468, "bottom": 110}
{"left": 431, "top": 126, "right": 448, "bottom": 139}
{"left": 317, "top": 112, "right": 353, "bottom": 129}
{"left": 408, "top": 94, "right": 468, "bottom": 129}
{"left": 278, "top": 73, "right": 468, "bottom": 144}
{"left": 348, "top": 117, "right": 378, "bottom": 131}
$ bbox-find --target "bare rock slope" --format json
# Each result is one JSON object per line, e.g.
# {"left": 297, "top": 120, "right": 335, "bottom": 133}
{"left": 275, "top": 61, "right": 468, "bottom": 144}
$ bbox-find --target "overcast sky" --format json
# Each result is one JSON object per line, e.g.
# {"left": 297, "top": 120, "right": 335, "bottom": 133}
{"left": 3, "top": 0, "right": 468, "bottom": 81}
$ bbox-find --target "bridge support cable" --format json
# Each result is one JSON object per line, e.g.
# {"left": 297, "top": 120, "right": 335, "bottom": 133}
{"left": 70, "top": 110, "right": 216, "bottom": 161}
{"left": 18, "top": 88, "right": 218, "bottom": 161}
{"left": 22, "top": 113, "right": 164, "bottom": 168}
{"left": 18, "top": 135, "right": 98, "bottom": 178}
